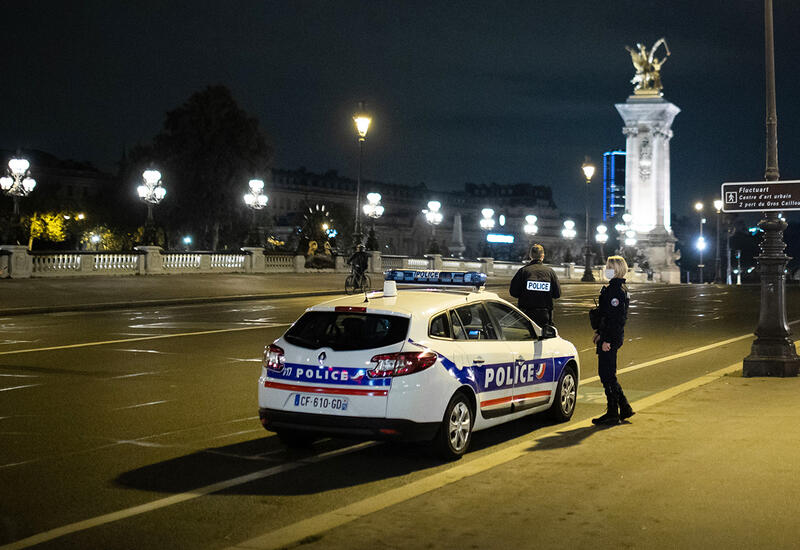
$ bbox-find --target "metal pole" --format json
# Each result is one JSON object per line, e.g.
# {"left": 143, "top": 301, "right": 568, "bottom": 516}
{"left": 698, "top": 218, "right": 704, "bottom": 283}
{"left": 726, "top": 229, "right": 732, "bottom": 285}
{"left": 714, "top": 210, "right": 722, "bottom": 283}
{"left": 353, "top": 139, "right": 363, "bottom": 249}
{"left": 743, "top": 0, "right": 800, "bottom": 376}
{"left": 581, "top": 177, "right": 595, "bottom": 281}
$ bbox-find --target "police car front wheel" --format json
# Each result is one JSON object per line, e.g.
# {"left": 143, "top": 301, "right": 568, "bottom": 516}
{"left": 434, "top": 392, "right": 474, "bottom": 460}
{"left": 549, "top": 364, "right": 577, "bottom": 422}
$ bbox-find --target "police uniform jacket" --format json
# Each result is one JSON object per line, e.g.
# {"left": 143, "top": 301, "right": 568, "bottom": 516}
{"left": 509, "top": 260, "right": 561, "bottom": 312}
{"left": 596, "top": 277, "right": 629, "bottom": 349}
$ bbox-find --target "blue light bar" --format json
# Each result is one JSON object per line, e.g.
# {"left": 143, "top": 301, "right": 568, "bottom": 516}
{"left": 384, "top": 270, "right": 487, "bottom": 288}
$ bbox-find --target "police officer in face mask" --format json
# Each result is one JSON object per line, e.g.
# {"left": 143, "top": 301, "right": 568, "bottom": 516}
{"left": 509, "top": 244, "right": 561, "bottom": 327}
{"left": 592, "top": 255, "right": 634, "bottom": 425}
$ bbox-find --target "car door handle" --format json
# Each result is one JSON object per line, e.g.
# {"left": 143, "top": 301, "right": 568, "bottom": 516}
{"left": 472, "top": 357, "right": 485, "bottom": 364}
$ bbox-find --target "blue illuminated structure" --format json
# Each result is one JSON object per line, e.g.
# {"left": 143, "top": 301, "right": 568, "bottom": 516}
{"left": 602, "top": 151, "right": 626, "bottom": 221}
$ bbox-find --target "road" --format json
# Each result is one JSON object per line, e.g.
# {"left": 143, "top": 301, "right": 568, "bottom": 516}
{"left": 2, "top": 283, "right": 799, "bottom": 549}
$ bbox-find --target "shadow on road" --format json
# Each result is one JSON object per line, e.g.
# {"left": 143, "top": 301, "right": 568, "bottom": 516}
{"left": 526, "top": 424, "right": 616, "bottom": 452}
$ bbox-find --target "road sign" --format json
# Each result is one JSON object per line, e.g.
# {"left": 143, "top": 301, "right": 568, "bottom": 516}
{"left": 721, "top": 180, "right": 800, "bottom": 212}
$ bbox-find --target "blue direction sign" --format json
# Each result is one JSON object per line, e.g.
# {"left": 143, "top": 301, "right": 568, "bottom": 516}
{"left": 721, "top": 180, "right": 800, "bottom": 213}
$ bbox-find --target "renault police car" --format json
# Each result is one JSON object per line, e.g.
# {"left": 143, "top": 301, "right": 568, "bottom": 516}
{"left": 258, "top": 270, "right": 579, "bottom": 460}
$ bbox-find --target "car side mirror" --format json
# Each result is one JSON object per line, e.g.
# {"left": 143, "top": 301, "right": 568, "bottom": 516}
{"left": 538, "top": 324, "right": 557, "bottom": 340}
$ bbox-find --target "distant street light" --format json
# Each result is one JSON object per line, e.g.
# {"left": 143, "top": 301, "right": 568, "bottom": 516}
{"left": 243, "top": 178, "right": 269, "bottom": 246}
{"left": 352, "top": 101, "right": 372, "bottom": 250}
{"left": 183, "top": 235, "right": 192, "bottom": 250}
{"left": 423, "top": 200, "right": 443, "bottom": 253}
{"left": 523, "top": 215, "right": 538, "bottom": 251}
{"left": 694, "top": 202, "right": 706, "bottom": 283}
{"left": 595, "top": 224, "right": 609, "bottom": 263}
{"left": 562, "top": 220, "right": 577, "bottom": 240}
{"left": 480, "top": 208, "right": 496, "bottom": 230}
{"left": 362, "top": 192, "right": 384, "bottom": 250}
{"left": 136, "top": 169, "right": 166, "bottom": 245}
{"left": 581, "top": 158, "right": 596, "bottom": 281}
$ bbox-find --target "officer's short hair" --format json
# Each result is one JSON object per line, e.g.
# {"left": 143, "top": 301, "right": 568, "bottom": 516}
{"left": 530, "top": 244, "right": 545, "bottom": 261}
{"left": 606, "top": 255, "right": 628, "bottom": 278}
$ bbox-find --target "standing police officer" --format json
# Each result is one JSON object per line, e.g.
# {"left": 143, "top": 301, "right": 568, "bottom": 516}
{"left": 509, "top": 244, "right": 561, "bottom": 327}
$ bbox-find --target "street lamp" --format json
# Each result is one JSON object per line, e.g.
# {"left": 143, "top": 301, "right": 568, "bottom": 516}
{"left": 595, "top": 224, "right": 609, "bottom": 263}
{"left": 581, "top": 159, "right": 596, "bottom": 281}
{"left": 562, "top": 220, "right": 577, "bottom": 239}
{"left": 713, "top": 199, "right": 724, "bottom": 283}
{"left": 183, "top": 235, "right": 192, "bottom": 251}
{"left": 243, "top": 178, "right": 269, "bottom": 246}
{"left": 1, "top": 156, "right": 37, "bottom": 243}
{"left": 480, "top": 208, "right": 495, "bottom": 230}
{"left": 423, "top": 200, "right": 443, "bottom": 253}
{"left": 136, "top": 169, "right": 166, "bottom": 245}
{"left": 352, "top": 101, "right": 372, "bottom": 250}
{"left": 362, "top": 192, "right": 384, "bottom": 250}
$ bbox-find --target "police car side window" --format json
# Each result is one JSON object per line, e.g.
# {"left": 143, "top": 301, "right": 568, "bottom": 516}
{"left": 450, "top": 310, "right": 467, "bottom": 340}
{"left": 485, "top": 302, "right": 536, "bottom": 341}
{"left": 429, "top": 313, "right": 451, "bottom": 339}
{"left": 454, "top": 303, "right": 497, "bottom": 340}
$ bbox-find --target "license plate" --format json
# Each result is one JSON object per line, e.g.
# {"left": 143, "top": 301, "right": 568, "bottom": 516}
{"left": 293, "top": 393, "right": 349, "bottom": 412}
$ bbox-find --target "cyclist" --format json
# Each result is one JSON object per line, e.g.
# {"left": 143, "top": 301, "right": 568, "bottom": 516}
{"left": 347, "top": 244, "right": 369, "bottom": 287}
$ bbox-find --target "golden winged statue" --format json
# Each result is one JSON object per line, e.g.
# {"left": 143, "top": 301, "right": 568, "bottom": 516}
{"left": 625, "top": 38, "right": 670, "bottom": 95}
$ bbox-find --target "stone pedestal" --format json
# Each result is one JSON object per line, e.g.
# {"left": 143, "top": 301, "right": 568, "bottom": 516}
{"left": 616, "top": 96, "right": 681, "bottom": 281}
{"left": 0, "top": 245, "right": 32, "bottom": 278}
{"left": 241, "top": 247, "right": 265, "bottom": 273}
{"left": 134, "top": 246, "right": 163, "bottom": 274}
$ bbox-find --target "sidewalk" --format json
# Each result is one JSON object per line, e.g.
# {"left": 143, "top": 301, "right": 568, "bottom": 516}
{"left": 0, "top": 272, "right": 518, "bottom": 316}
{"left": 234, "top": 368, "right": 800, "bottom": 550}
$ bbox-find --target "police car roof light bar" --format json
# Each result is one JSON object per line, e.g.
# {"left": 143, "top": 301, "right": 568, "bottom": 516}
{"left": 383, "top": 270, "right": 487, "bottom": 290}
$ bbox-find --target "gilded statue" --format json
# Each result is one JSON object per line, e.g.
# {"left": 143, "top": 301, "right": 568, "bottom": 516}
{"left": 625, "top": 38, "right": 670, "bottom": 95}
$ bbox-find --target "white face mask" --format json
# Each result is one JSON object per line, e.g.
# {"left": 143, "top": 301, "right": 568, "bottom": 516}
{"left": 604, "top": 268, "right": 616, "bottom": 280}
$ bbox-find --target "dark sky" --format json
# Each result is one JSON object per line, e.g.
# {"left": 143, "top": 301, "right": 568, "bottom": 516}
{"left": 4, "top": 1, "right": 800, "bottom": 218}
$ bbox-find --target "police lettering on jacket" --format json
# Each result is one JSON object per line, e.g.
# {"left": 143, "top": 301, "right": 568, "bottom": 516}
{"left": 509, "top": 260, "right": 561, "bottom": 312}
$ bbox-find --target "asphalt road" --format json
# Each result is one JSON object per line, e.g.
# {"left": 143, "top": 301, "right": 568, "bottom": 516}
{"left": 2, "top": 283, "right": 799, "bottom": 549}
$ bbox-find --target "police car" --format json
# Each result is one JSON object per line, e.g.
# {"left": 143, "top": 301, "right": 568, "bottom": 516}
{"left": 258, "top": 270, "right": 579, "bottom": 460}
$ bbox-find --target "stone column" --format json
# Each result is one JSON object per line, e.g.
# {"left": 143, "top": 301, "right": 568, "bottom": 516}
{"left": 241, "top": 247, "right": 266, "bottom": 273}
{"left": 477, "top": 257, "right": 494, "bottom": 275}
{"left": 134, "top": 246, "right": 163, "bottom": 274}
{"left": 0, "top": 245, "right": 32, "bottom": 278}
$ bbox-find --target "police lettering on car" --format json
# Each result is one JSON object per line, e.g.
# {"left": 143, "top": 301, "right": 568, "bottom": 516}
{"left": 258, "top": 269, "right": 579, "bottom": 460}
{"left": 509, "top": 244, "right": 562, "bottom": 328}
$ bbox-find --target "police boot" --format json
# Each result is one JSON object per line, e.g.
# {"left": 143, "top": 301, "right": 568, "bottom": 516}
{"left": 592, "top": 389, "right": 620, "bottom": 425}
{"left": 616, "top": 385, "right": 635, "bottom": 421}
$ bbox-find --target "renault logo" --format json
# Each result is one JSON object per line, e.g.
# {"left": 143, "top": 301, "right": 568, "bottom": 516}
{"left": 318, "top": 352, "right": 326, "bottom": 366}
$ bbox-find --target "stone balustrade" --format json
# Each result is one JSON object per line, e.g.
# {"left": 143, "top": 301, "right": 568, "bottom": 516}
{"left": 0, "top": 245, "right": 650, "bottom": 282}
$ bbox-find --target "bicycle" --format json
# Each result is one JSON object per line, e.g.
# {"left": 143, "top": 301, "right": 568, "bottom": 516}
{"left": 345, "top": 268, "right": 371, "bottom": 295}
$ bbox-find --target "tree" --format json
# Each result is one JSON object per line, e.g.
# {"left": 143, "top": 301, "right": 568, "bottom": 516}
{"left": 23, "top": 212, "right": 67, "bottom": 249}
{"left": 151, "top": 86, "right": 273, "bottom": 249}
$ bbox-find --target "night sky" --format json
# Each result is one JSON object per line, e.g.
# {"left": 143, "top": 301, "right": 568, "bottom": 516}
{"left": 4, "top": 1, "right": 800, "bottom": 218}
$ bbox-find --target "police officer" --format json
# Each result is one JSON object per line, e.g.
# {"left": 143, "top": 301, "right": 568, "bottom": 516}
{"left": 592, "top": 255, "right": 634, "bottom": 425}
{"left": 509, "top": 244, "right": 561, "bottom": 327}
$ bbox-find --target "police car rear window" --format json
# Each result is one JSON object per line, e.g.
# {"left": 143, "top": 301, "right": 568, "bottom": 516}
{"left": 284, "top": 312, "right": 410, "bottom": 351}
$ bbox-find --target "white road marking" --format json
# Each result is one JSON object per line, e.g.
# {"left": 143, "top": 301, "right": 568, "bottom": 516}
{"left": 0, "top": 384, "right": 43, "bottom": 392}
{"left": 0, "top": 374, "right": 39, "bottom": 378}
{"left": 0, "top": 442, "right": 376, "bottom": 550}
{"left": 0, "top": 324, "right": 290, "bottom": 356}
{"left": 108, "top": 372, "right": 158, "bottom": 380}
{"left": 113, "top": 400, "right": 168, "bottom": 411}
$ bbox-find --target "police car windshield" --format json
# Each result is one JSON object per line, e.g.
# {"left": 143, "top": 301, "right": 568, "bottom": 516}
{"left": 284, "top": 311, "right": 410, "bottom": 351}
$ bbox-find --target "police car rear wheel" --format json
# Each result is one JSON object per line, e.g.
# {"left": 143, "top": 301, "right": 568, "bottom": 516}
{"left": 549, "top": 365, "right": 577, "bottom": 422}
{"left": 434, "top": 393, "right": 473, "bottom": 460}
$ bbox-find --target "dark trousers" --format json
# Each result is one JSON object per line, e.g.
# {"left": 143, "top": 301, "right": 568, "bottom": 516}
{"left": 525, "top": 308, "right": 552, "bottom": 328}
{"left": 597, "top": 345, "right": 628, "bottom": 405}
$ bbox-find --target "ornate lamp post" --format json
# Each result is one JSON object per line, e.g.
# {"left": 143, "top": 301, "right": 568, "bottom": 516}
{"left": 243, "top": 178, "right": 268, "bottom": 246}
{"left": 362, "top": 192, "right": 384, "bottom": 250}
{"left": 743, "top": 0, "right": 800, "bottom": 377}
{"left": 352, "top": 101, "right": 372, "bottom": 250}
{"left": 136, "top": 169, "right": 166, "bottom": 245}
{"left": 1, "top": 157, "right": 37, "bottom": 243}
{"left": 694, "top": 201, "right": 706, "bottom": 283}
{"left": 423, "top": 200, "right": 443, "bottom": 253}
{"left": 581, "top": 159, "right": 596, "bottom": 281}
{"left": 595, "top": 224, "right": 609, "bottom": 263}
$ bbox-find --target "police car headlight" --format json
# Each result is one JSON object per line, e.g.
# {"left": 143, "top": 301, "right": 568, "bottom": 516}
{"left": 368, "top": 351, "right": 437, "bottom": 378}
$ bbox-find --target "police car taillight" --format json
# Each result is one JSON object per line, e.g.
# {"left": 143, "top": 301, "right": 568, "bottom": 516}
{"left": 264, "top": 344, "right": 285, "bottom": 371}
{"left": 368, "top": 352, "right": 437, "bottom": 378}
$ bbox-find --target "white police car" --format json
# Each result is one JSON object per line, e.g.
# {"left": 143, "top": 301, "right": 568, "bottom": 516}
{"left": 258, "top": 270, "right": 579, "bottom": 459}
